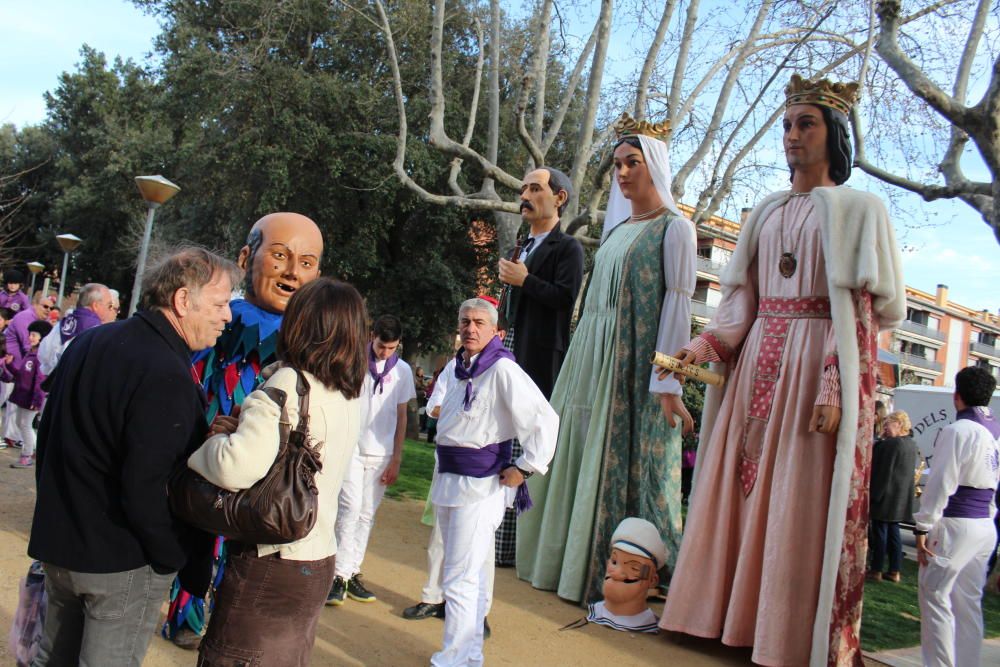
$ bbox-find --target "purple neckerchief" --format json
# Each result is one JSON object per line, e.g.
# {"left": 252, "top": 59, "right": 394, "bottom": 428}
{"left": 368, "top": 342, "right": 399, "bottom": 395}
{"left": 58, "top": 307, "right": 102, "bottom": 344}
{"left": 956, "top": 406, "right": 1000, "bottom": 439}
{"left": 436, "top": 441, "right": 532, "bottom": 514}
{"left": 453, "top": 336, "right": 515, "bottom": 411}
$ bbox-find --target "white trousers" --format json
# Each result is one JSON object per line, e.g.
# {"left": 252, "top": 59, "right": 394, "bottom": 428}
{"left": 1, "top": 384, "right": 18, "bottom": 441}
{"left": 12, "top": 405, "right": 38, "bottom": 457}
{"left": 431, "top": 491, "right": 504, "bottom": 667}
{"left": 421, "top": 514, "right": 495, "bottom": 613}
{"left": 918, "top": 516, "right": 995, "bottom": 667}
{"left": 334, "top": 453, "right": 391, "bottom": 579}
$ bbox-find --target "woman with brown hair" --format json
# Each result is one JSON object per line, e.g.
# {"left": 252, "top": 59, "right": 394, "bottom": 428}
{"left": 186, "top": 278, "right": 368, "bottom": 666}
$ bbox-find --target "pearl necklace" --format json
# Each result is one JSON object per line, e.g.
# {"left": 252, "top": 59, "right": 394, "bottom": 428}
{"left": 630, "top": 204, "right": 668, "bottom": 222}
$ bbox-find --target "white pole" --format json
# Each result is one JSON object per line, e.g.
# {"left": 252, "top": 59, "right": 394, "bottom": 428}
{"left": 128, "top": 204, "right": 158, "bottom": 316}
{"left": 57, "top": 252, "right": 70, "bottom": 308}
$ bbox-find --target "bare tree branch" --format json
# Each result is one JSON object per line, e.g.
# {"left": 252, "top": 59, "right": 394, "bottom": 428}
{"left": 373, "top": 0, "right": 518, "bottom": 214}
{"left": 634, "top": 0, "right": 678, "bottom": 119}
{"left": 874, "top": 0, "right": 974, "bottom": 129}
{"left": 448, "top": 17, "right": 486, "bottom": 197}
{"left": 566, "top": 0, "right": 614, "bottom": 218}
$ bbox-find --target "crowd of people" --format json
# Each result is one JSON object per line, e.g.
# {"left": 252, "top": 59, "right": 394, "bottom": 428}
{"left": 4, "top": 72, "right": 998, "bottom": 667}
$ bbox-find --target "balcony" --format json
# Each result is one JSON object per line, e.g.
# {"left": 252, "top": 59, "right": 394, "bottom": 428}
{"left": 898, "top": 352, "right": 942, "bottom": 372}
{"left": 696, "top": 256, "right": 727, "bottom": 276}
{"left": 691, "top": 300, "right": 716, "bottom": 320}
{"left": 898, "top": 320, "right": 946, "bottom": 343}
{"left": 969, "top": 340, "right": 1000, "bottom": 360}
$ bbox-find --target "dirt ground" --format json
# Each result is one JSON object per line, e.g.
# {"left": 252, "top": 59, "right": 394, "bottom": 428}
{"left": 0, "top": 446, "right": 884, "bottom": 666}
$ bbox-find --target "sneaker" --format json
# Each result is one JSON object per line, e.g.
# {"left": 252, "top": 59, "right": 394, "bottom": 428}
{"left": 346, "top": 574, "right": 376, "bottom": 603}
{"left": 10, "top": 456, "right": 32, "bottom": 468}
{"left": 885, "top": 571, "right": 901, "bottom": 583}
{"left": 326, "top": 576, "right": 346, "bottom": 606}
{"left": 865, "top": 570, "right": 882, "bottom": 582}
{"left": 171, "top": 627, "right": 202, "bottom": 650}
{"left": 403, "top": 602, "right": 445, "bottom": 620}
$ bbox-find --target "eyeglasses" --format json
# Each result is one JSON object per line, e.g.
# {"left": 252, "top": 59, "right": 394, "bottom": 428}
{"left": 39, "top": 305, "right": 52, "bottom": 311}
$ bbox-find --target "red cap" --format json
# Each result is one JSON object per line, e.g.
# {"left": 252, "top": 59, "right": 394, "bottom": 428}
{"left": 478, "top": 295, "right": 499, "bottom": 308}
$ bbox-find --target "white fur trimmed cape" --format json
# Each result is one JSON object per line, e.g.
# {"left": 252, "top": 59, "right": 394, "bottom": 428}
{"left": 694, "top": 186, "right": 905, "bottom": 666}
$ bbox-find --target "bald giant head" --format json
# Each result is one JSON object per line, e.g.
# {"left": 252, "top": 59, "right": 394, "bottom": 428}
{"left": 238, "top": 212, "right": 324, "bottom": 314}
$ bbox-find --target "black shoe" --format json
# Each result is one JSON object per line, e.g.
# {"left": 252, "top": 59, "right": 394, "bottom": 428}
{"left": 483, "top": 616, "right": 491, "bottom": 640}
{"left": 403, "top": 601, "right": 445, "bottom": 620}
{"left": 326, "top": 576, "right": 346, "bottom": 606}
{"left": 346, "top": 574, "right": 376, "bottom": 602}
{"left": 171, "top": 627, "right": 202, "bottom": 650}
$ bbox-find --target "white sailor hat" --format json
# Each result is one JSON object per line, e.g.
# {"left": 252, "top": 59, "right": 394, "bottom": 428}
{"left": 610, "top": 517, "right": 668, "bottom": 570}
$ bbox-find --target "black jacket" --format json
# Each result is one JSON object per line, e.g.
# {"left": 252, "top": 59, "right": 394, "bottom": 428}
{"left": 869, "top": 435, "right": 919, "bottom": 523}
{"left": 29, "top": 310, "right": 209, "bottom": 575}
{"left": 508, "top": 226, "right": 584, "bottom": 398}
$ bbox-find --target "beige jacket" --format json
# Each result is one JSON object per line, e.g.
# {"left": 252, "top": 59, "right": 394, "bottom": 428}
{"left": 187, "top": 366, "right": 361, "bottom": 561}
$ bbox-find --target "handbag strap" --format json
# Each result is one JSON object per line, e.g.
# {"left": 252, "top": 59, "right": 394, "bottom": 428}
{"left": 293, "top": 368, "right": 311, "bottom": 432}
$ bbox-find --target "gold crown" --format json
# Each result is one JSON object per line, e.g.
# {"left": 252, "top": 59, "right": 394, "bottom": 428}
{"left": 784, "top": 74, "right": 860, "bottom": 116}
{"left": 612, "top": 112, "right": 671, "bottom": 140}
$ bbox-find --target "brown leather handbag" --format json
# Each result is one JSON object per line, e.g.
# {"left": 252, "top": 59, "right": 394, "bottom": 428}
{"left": 169, "top": 368, "right": 324, "bottom": 545}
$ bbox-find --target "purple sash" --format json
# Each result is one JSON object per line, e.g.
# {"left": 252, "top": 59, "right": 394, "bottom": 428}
{"left": 943, "top": 486, "right": 994, "bottom": 519}
{"left": 437, "top": 441, "right": 532, "bottom": 514}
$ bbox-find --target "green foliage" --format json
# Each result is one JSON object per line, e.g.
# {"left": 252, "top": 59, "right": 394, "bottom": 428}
{"left": 383, "top": 438, "right": 435, "bottom": 502}
{"left": 860, "top": 559, "right": 1000, "bottom": 651}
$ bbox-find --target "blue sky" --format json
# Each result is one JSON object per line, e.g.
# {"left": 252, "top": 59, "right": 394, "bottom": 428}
{"left": 2, "top": 0, "right": 998, "bottom": 313}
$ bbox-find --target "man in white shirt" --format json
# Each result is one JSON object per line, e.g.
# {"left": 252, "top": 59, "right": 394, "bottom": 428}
{"left": 914, "top": 366, "right": 1000, "bottom": 667}
{"left": 430, "top": 298, "right": 557, "bottom": 667}
{"left": 328, "top": 315, "right": 416, "bottom": 605}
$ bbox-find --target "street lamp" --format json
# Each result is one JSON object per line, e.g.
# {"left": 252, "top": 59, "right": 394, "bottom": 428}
{"left": 129, "top": 175, "right": 181, "bottom": 316}
{"left": 55, "top": 234, "right": 82, "bottom": 308}
{"left": 25, "top": 262, "right": 44, "bottom": 297}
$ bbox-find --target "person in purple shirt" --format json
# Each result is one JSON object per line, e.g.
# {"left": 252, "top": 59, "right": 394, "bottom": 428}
{"left": 4, "top": 319, "right": 52, "bottom": 468}
{"left": 3, "top": 291, "right": 53, "bottom": 446}
{"left": 0, "top": 270, "right": 32, "bottom": 315}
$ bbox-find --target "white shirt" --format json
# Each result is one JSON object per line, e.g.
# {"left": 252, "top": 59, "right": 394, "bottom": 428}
{"left": 914, "top": 412, "right": 1000, "bottom": 532}
{"left": 518, "top": 230, "right": 551, "bottom": 262}
{"left": 37, "top": 327, "right": 65, "bottom": 376}
{"left": 431, "top": 355, "right": 558, "bottom": 508}
{"left": 427, "top": 358, "right": 456, "bottom": 413}
{"left": 358, "top": 357, "right": 416, "bottom": 457}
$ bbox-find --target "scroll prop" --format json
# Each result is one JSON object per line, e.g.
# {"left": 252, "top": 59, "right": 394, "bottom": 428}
{"left": 651, "top": 352, "right": 725, "bottom": 387}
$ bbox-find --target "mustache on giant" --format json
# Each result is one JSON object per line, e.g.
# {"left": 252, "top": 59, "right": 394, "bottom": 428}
{"left": 520, "top": 202, "right": 534, "bottom": 212}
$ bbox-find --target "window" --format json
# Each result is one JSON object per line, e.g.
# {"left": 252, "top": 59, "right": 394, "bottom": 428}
{"left": 906, "top": 308, "right": 929, "bottom": 325}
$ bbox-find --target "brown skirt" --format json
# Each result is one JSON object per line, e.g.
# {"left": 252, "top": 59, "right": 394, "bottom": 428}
{"left": 197, "top": 545, "right": 335, "bottom": 667}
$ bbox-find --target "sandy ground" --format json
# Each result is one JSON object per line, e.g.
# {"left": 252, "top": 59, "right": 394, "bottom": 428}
{"left": 0, "top": 446, "right": 888, "bottom": 666}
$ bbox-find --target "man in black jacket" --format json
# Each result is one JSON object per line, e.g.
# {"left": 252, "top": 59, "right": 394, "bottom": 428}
{"left": 28, "top": 247, "right": 241, "bottom": 666}
{"left": 495, "top": 166, "right": 584, "bottom": 567}
{"left": 499, "top": 166, "right": 584, "bottom": 399}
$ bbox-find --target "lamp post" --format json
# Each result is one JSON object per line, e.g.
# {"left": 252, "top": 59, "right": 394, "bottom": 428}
{"left": 55, "top": 234, "right": 82, "bottom": 308}
{"left": 129, "top": 175, "right": 181, "bottom": 316}
{"left": 26, "top": 261, "right": 44, "bottom": 297}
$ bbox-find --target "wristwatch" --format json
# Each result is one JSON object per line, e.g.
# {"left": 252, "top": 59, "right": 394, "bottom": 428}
{"left": 515, "top": 465, "right": 533, "bottom": 479}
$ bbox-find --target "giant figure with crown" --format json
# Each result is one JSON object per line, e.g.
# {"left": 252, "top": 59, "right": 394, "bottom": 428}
{"left": 517, "top": 110, "right": 698, "bottom": 607}
{"left": 659, "top": 75, "right": 905, "bottom": 666}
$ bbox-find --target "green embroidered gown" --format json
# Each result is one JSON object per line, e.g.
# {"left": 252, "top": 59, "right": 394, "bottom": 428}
{"left": 517, "top": 213, "right": 686, "bottom": 603}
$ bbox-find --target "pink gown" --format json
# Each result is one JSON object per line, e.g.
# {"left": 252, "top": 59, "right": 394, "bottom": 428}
{"left": 660, "top": 196, "right": 840, "bottom": 667}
